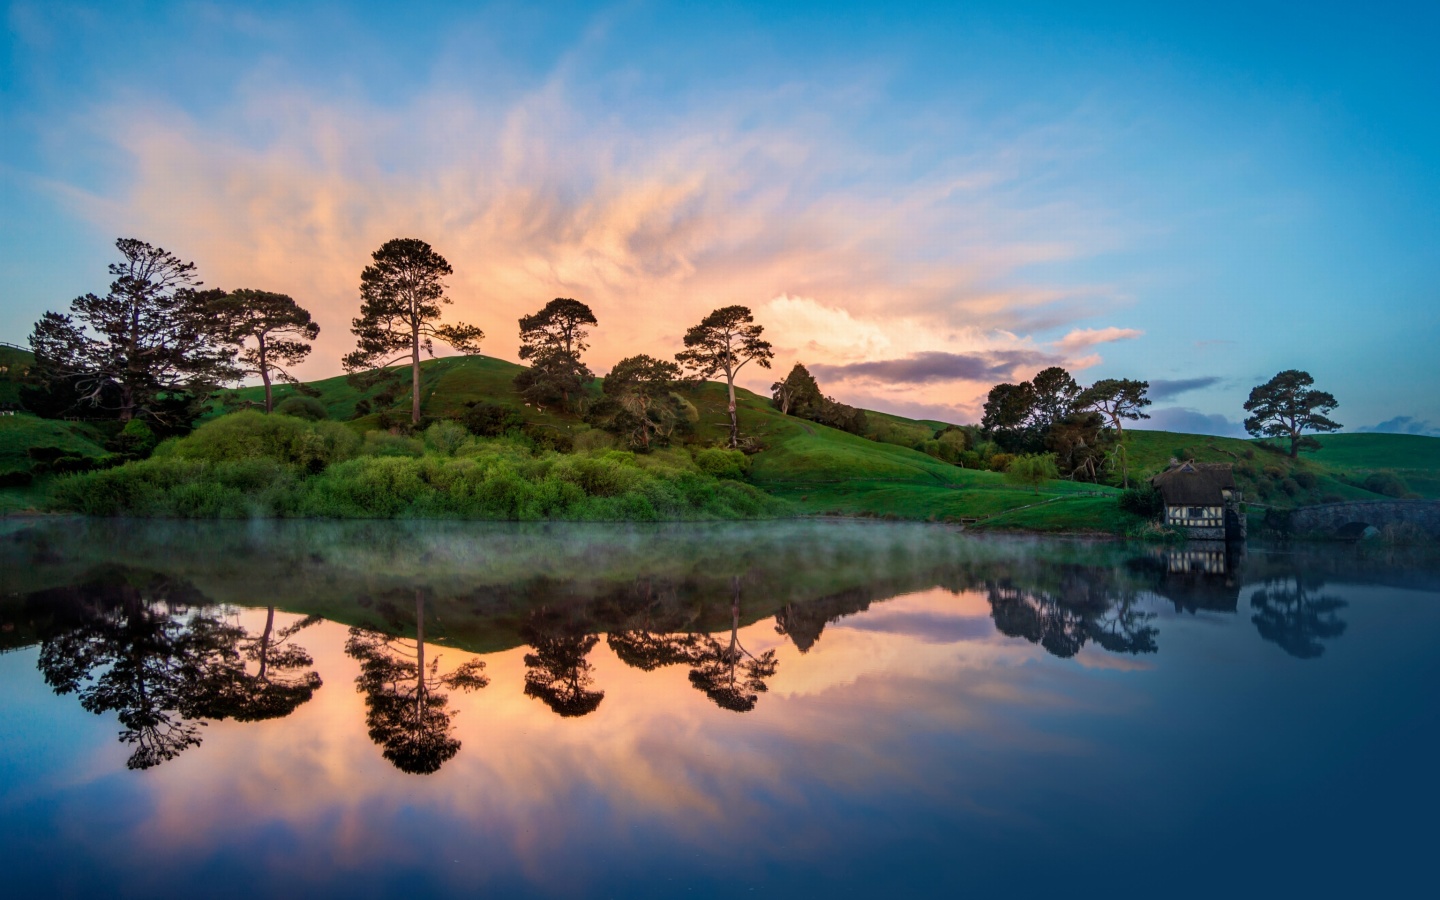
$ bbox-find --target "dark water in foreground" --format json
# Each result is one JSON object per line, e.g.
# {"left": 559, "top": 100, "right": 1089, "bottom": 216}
{"left": 1, "top": 520, "right": 1437, "bottom": 898}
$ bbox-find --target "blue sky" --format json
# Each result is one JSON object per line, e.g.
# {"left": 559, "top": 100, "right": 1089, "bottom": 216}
{"left": 2, "top": 1, "right": 1437, "bottom": 433}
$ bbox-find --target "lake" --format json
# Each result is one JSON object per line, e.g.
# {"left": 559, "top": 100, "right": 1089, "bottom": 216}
{"left": 1, "top": 519, "right": 1436, "bottom": 898}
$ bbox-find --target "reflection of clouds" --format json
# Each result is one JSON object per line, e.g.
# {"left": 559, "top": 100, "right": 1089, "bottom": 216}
{"left": 83, "top": 589, "right": 1121, "bottom": 892}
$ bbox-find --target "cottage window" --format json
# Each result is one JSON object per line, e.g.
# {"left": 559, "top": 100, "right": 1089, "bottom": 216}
{"left": 1188, "top": 506, "right": 1204, "bottom": 518}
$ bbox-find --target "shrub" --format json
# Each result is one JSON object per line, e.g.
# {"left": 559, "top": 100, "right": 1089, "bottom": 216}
{"left": 107, "top": 419, "right": 157, "bottom": 456}
{"left": 572, "top": 427, "right": 617, "bottom": 452}
{"left": 1281, "top": 477, "right": 1302, "bottom": 497}
{"left": 1363, "top": 472, "right": 1409, "bottom": 498}
{"left": 165, "top": 411, "right": 359, "bottom": 471}
{"left": 1004, "top": 453, "right": 1059, "bottom": 493}
{"left": 275, "top": 395, "right": 327, "bottom": 421}
{"left": 0, "top": 470, "right": 33, "bottom": 488}
{"left": 461, "top": 401, "right": 525, "bottom": 437}
{"left": 1262, "top": 465, "right": 1285, "bottom": 479}
{"left": 958, "top": 450, "right": 983, "bottom": 469}
{"left": 1119, "top": 485, "right": 1164, "bottom": 518}
{"left": 1293, "top": 470, "right": 1318, "bottom": 490}
{"left": 362, "top": 431, "right": 423, "bottom": 458}
{"left": 988, "top": 453, "right": 1016, "bottom": 473}
{"left": 694, "top": 447, "right": 749, "bottom": 479}
{"left": 423, "top": 420, "right": 470, "bottom": 456}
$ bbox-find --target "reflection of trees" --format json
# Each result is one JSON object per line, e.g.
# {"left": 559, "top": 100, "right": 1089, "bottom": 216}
{"left": 604, "top": 578, "right": 694, "bottom": 672}
{"left": 345, "top": 590, "right": 488, "bottom": 774}
{"left": 987, "top": 565, "right": 1157, "bottom": 659}
{"left": 183, "top": 608, "right": 323, "bottom": 722}
{"left": 1250, "top": 576, "right": 1347, "bottom": 659}
{"left": 686, "top": 577, "right": 778, "bottom": 713}
{"left": 521, "top": 608, "right": 604, "bottom": 717}
{"left": 774, "top": 587, "right": 874, "bottom": 653}
{"left": 32, "top": 567, "right": 322, "bottom": 769}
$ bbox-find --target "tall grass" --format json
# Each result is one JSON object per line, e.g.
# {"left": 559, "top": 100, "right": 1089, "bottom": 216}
{"left": 48, "top": 413, "right": 787, "bottom": 521}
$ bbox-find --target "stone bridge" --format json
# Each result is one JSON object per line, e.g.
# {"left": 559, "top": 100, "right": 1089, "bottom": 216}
{"left": 1287, "top": 500, "right": 1440, "bottom": 539}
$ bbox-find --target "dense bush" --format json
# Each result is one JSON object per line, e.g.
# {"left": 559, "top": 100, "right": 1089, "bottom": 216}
{"left": 988, "top": 452, "right": 1016, "bottom": 473}
{"left": 159, "top": 411, "right": 359, "bottom": 471}
{"left": 1003, "top": 453, "right": 1059, "bottom": 493}
{"left": 694, "top": 447, "right": 749, "bottom": 479}
{"left": 1293, "top": 470, "right": 1318, "bottom": 490}
{"left": 423, "top": 420, "right": 469, "bottom": 456}
{"left": 275, "top": 395, "right": 328, "bottom": 421}
{"left": 1363, "top": 472, "right": 1409, "bottom": 498}
{"left": 48, "top": 429, "right": 789, "bottom": 521}
{"left": 107, "top": 419, "right": 157, "bottom": 456}
{"left": 1118, "top": 485, "right": 1164, "bottom": 518}
{"left": 461, "top": 401, "right": 525, "bottom": 437}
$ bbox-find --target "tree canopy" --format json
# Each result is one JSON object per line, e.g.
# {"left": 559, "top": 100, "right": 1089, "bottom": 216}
{"left": 1243, "top": 369, "right": 1340, "bottom": 457}
{"left": 599, "top": 354, "right": 688, "bottom": 449}
{"left": 514, "top": 298, "right": 598, "bottom": 410}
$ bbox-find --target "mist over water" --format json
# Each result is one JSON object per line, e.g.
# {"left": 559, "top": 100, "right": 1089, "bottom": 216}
{"left": 1, "top": 520, "right": 1437, "bottom": 897}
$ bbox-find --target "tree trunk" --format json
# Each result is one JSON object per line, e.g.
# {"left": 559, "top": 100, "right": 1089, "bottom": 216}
{"left": 726, "top": 377, "right": 739, "bottom": 448}
{"left": 259, "top": 336, "right": 273, "bottom": 413}
{"left": 258, "top": 606, "right": 275, "bottom": 679}
{"left": 411, "top": 329, "right": 422, "bottom": 426}
{"left": 415, "top": 590, "right": 425, "bottom": 719}
{"left": 1116, "top": 421, "right": 1129, "bottom": 489}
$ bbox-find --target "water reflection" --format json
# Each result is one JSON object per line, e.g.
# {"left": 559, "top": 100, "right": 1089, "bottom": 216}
{"left": 521, "top": 608, "right": 605, "bottom": 718}
{"left": 346, "top": 590, "right": 488, "bottom": 773}
{"left": 1250, "top": 575, "right": 1348, "bottom": 659}
{"left": 686, "top": 576, "right": 779, "bottom": 712}
{"left": 29, "top": 565, "right": 321, "bottom": 769}
{"left": 985, "top": 566, "right": 1158, "bottom": 658}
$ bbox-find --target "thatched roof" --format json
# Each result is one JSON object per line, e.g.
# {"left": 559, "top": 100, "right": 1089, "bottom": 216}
{"left": 1150, "top": 461, "right": 1236, "bottom": 506}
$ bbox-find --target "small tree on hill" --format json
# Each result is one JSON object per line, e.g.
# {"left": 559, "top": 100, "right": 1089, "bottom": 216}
{"left": 1005, "top": 453, "right": 1059, "bottom": 494}
{"left": 771, "top": 363, "right": 822, "bottom": 416}
{"left": 343, "top": 238, "right": 484, "bottom": 425}
{"left": 1243, "top": 370, "right": 1340, "bottom": 458}
{"left": 981, "top": 381, "right": 1039, "bottom": 451}
{"left": 676, "top": 306, "right": 774, "bottom": 448}
{"left": 210, "top": 290, "right": 319, "bottom": 413}
{"left": 515, "top": 298, "right": 598, "bottom": 410}
{"left": 26, "top": 238, "right": 237, "bottom": 425}
{"left": 602, "top": 354, "right": 684, "bottom": 450}
{"left": 1077, "top": 378, "right": 1151, "bottom": 488}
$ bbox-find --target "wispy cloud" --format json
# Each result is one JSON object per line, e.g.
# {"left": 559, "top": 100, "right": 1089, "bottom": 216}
{"left": 1054, "top": 326, "right": 1142, "bottom": 351}
{"left": 1148, "top": 376, "right": 1222, "bottom": 401}
{"left": 810, "top": 350, "right": 1066, "bottom": 386}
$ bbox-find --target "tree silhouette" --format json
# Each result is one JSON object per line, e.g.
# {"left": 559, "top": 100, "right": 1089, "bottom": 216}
{"left": 342, "top": 238, "right": 484, "bottom": 425}
{"left": 675, "top": 306, "right": 774, "bottom": 447}
{"left": 209, "top": 290, "right": 320, "bottom": 413}
{"left": 31, "top": 568, "right": 322, "bottom": 770}
{"left": 181, "top": 608, "right": 323, "bottom": 722}
{"left": 686, "top": 577, "right": 778, "bottom": 712}
{"left": 1076, "top": 378, "right": 1151, "bottom": 487}
{"left": 25, "top": 238, "right": 237, "bottom": 425}
{"left": 604, "top": 578, "right": 695, "bottom": 671}
{"left": 345, "top": 590, "right": 488, "bottom": 774}
{"left": 1243, "top": 369, "right": 1341, "bottom": 457}
{"left": 521, "top": 608, "right": 605, "bottom": 717}
{"left": 600, "top": 354, "right": 687, "bottom": 450}
{"left": 1250, "top": 575, "right": 1347, "bottom": 658}
{"left": 515, "top": 298, "right": 598, "bottom": 410}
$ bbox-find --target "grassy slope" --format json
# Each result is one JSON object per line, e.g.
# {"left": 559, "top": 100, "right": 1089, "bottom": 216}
{"left": 1125, "top": 429, "right": 1440, "bottom": 505}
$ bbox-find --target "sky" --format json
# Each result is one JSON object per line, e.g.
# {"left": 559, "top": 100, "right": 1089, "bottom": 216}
{"left": 2, "top": 1, "right": 1437, "bottom": 434}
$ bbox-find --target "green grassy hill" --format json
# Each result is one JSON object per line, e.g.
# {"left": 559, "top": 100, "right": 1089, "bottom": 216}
{"left": 5, "top": 348, "right": 1435, "bottom": 529}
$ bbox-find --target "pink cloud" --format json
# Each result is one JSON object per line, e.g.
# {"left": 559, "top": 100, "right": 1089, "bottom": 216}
{"left": 1053, "top": 326, "right": 1143, "bottom": 351}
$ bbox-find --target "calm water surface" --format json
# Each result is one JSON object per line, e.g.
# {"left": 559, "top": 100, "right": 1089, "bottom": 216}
{"left": 1, "top": 520, "right": 1436, "bottom": 898}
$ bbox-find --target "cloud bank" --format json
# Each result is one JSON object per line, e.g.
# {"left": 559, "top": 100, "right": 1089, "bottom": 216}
{"left": 1359, "top": 416, "right": 1440, "bottom": 437}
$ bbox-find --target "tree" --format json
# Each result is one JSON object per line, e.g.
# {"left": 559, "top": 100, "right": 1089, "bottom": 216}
{"left": 521, "top": 609, "right": 605, "bottom": 718}
{"left": 1030, "top": 366, "right": 1082, "bottom": 431}
{"left": 771, "top": 363, "right": 822, "bottom": 416}
{"left": 981, "top": 381, "right": 1039, "bottom": 451}
{"left": 1243, "top": 370, "right": 1341, "bottom": 458}
{"left": 210, "top": 290, "right": 319, "bottom": 413}
{"left": 601, "top": 354, "right": 684, "bottom": 450}
{"left": 685, "top": 576, "right": 778, "bottom": 712}
{"left": 25, "top": 238, "right": 237, "bottom": 425}
{"left": 181, "top": 608, "right": 324, "bottom": 723}
{"left": 1045, "top": 411, "right": 1109, "bottom": 481}
{"left": 345, "top": 590, "right": 488, "bottom": 774}
{"left": 343, "top": 238, "right": 484, "bottom": 425}
{"left": 515, "top": 298, "right": 598, "bottom": 410}
{"left": 1004, "top": 453, "right": 1059, "bottom": 494}
{"left": 1077, "top": 378, "right": 1151, "bottom": 487}
{"left": 676, "top": 306, "right": 774, "bottom": 448}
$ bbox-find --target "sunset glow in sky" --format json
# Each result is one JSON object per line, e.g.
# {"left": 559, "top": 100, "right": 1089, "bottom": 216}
{"left": 2, "top": 1, "right": 1437, "bottom": 432}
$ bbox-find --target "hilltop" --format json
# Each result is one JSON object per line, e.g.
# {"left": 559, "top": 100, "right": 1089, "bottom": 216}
{"left": 3, "top": 350, "right": 1437, "bottom": 528}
